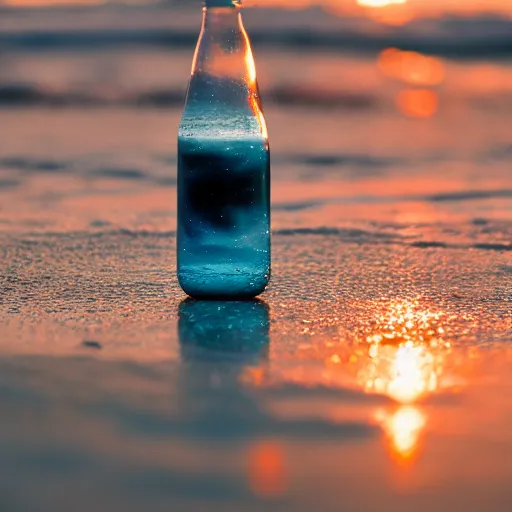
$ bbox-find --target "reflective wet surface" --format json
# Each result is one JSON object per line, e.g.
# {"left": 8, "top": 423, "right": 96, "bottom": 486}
{"left": 0, "top": 4, "right": 511, "bottom": 511}
{"left": 0, "top": 226, "right": 510, "bottom": 510}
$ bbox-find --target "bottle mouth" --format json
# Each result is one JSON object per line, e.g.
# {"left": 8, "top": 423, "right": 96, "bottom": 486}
{"left": 204, "top": 0, "right": 241, "bottom": 7}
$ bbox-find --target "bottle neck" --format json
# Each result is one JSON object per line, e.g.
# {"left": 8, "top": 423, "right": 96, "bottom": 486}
{"left": 182, "top": 1, "right": 268, "bottom": 141}
{"left": 191, "top": 6, "right": 248, "bottom": 77}
{"left": 202, "top": 7, "right": 241, "bottom": 37}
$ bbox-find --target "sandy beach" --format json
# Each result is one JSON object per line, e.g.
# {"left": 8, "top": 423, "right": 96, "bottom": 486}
{"left": 0, "top": 2, "right": 511, "bottom": 511}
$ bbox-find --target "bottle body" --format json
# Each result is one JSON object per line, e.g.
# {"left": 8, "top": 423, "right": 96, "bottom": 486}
{"left": 177, "top": 4, "right": 270, "bottom": 299}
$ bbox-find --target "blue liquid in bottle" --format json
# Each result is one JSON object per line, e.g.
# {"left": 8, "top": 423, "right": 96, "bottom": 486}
{"left": 177, "top": 0, "right": 271, "bottom": 299}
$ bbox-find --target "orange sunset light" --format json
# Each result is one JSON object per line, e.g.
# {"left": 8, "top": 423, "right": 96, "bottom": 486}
{"left": 361, "top": 299, "right": 449, "bottom": 400}
{"left": 357, "top": 299, "right": 452, "bottom": 462}
{"left": 245, "top": 0, "right": 512, "bottom": 19}
{"left": 248, "top": 441, "right": 286, "bottom": 498}
{"left": 378, "top": 48, "right": 445, "bottom": 87}
{"left": 397, "top": 89, "right": 439, "bottom": 119}
{"left": 357, "top": 0, "right": 406, "bottom": 7}
{"left": 242, "top": 16, "right": 269, "bottom": 140}
{"left": 377, "top": 406, "right": 426, "bottom": 462}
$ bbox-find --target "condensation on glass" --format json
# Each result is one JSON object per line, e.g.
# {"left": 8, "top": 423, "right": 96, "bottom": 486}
{"left": 177, "top": 0, "right": 271, "bottom": 299}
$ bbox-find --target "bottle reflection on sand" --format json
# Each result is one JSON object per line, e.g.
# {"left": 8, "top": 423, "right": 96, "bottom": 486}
{"left": 178, "top": 298, "right": 269, "bottom": 363}
{"left": 177, "top": 298, "right": 270, "bottom": 426}
{"left": 177, "top": 298, "right": 270, "bottom": 430}
{"left": 177, "top": 299, "right": 282, "bottom": 499}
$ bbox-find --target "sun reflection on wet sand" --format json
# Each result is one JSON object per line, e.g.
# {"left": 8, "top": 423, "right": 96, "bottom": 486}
{"left": 376, "top": 406, "right": 426, "bottom": 463}
{"left": 365, "top": 342, "right": 440, "bottom": 403}
{"left": 359, "top": 299, "right": 452, "bottom": 463}
{"left": 246, "top": 297, "right": 459, "bottom": 466}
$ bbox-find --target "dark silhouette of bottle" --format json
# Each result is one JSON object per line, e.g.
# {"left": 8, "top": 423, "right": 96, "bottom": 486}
{"left": 177, "top": 0, "right": 271, "bottom": 299}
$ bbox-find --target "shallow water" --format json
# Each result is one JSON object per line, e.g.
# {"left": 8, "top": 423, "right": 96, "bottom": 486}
{"left": 0, "top": 4, "right": 511, "bottom": 511}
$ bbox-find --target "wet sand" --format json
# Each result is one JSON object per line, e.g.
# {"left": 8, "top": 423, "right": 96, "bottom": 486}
{"left": 1, "top": 6, "right": 512, "bottom": 508}
{"left": 0, "top": 106, "right": 511, "bottom": 511}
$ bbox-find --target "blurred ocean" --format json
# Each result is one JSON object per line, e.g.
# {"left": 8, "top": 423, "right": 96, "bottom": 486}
{"left": 1, "top": 3, "right": 512, "bottom": 107}
{"left": 0, "top": 3, "right": 511, "bottom": 512}
{"left": 1, "top": 2, "right": 511, "bottom": 232}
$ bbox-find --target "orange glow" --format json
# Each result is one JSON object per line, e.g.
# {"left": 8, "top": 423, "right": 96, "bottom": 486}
{"left": 246, "top": 0, "right": 512, "bottom": 22}
{"left": 241, "top": 13, "right": 269, "bottom": 140}
{"left": 248, "top": 441, "right": 286, "bottom": 498}
{"left": 358, "top": 0, "right": 406, "bottom": 7}
{"left": 250, "top": 93, "right": 269, "bottom": 140}
{"left": 357, "top": 299, "right": 450, "bottom": 406}
{"left": 367, "top": 7, "right": 414, "bottom": 25}
{"left": 361, "top": 299, "right": 447, "bottom": 403}
{"left": 241, "top": 13, "right": 258, "bottom": 87}
{"left": 366, "top": 342, "right": 439, "bottom": 402}
{"left": 378, "top": 48, "right": 445, "bottom": 87}
{"left": 377, "top": 406, "right": 426, "bottom": 462}
{"left": 240, "top": 366, "right": 266, "bottom": 386}
{"left": 396, "top": 89, "right": 438, "bottom": 118}
{"left": 190, "top": 14, "right": 206, "bottom": 76}
{"left": 364, "top": 299, "right": 448, "bottom": 350}
{"left": 356, "top": 0, "right": 412, "bottom": 25}
{"left": 323, "top": 0, "right": 414, "bottom": 24}
{"left": 357, "top": 299, "right": 451, "bottom": 462}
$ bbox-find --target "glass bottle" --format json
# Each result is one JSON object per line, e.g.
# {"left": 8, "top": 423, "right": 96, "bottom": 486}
{"left": 177, "top": 0, "right": 271, "bottom": 299}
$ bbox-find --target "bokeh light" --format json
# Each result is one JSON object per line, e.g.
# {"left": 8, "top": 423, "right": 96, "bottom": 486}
{"left": 378, "top": 48, "right": 445, "bottom": 87}
{"left": 396, "top": 89, "right": 439, "bottom": 118}
{"left": 248, "top": 440, "right": 286, "bottom": 498}
{"left": 357, "top": 0, "right": 406, "bottom": 7}
{"left": 377, "top": 406, "right": 427, "bottom": 462}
